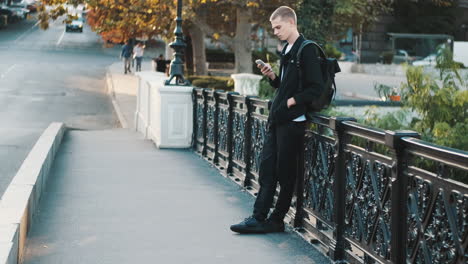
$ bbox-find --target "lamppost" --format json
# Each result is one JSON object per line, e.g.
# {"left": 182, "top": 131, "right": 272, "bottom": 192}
{"left": 165, "top": 0, "right": 190, "bottom": 86}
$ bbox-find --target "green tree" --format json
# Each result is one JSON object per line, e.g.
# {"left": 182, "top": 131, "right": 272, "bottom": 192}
{"left": 297, "top": 0, "right": 335, "bottom": 44}
{"left": 389, "top": 0, "right": 458, "bottom": 35}
{"left": 297, "top": 0, "right": 392, "bottom": 61}
{"left": 400, "top": 46, "right": 468, "bottom": 150}
{"left": 332, "top": 0, "right": 392, "bottom": 62}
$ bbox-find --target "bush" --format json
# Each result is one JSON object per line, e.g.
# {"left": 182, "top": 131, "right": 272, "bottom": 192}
{"left": 401, "top": 46, "right": 468, "bottom": 183}
{"left": 324, "top": 44, "right": 342, "bottom": 59}
{"left": 380, "top": 51, "right": 394, "bottom": 64}
{"left": 189, "top": 75, "right": 234, "bottom": 91}
{"left": 206, "top": 49, "right": 235, "bottom": 63}
{"left": 252, "top": 49, "right": 280, "bottom": 75}
{"left": 258, "top": 78, "right": 275, "bottom": 99}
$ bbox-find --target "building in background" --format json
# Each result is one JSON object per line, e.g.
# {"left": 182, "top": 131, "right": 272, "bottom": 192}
{"left": 354, "top": 0, "right": 468, "bottom": 63}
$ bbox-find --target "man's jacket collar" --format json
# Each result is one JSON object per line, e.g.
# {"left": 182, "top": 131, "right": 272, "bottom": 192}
{"left": 281, "top": 34, "right": 305, "bottom": 66}
{"left": 282, "top": 34, "right": 305, "bottom": 57}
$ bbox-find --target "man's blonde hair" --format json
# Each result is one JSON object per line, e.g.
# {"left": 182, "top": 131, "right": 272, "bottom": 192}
{"left": 270, "top": 6, "right": 297, "bottom": 24}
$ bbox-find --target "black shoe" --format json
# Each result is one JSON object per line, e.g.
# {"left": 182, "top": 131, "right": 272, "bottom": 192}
{"left": 230, "top": 216, "right": 266, "bottom": 234}
{"left": 263, "top": 218, "right": 285, "bottom": 233}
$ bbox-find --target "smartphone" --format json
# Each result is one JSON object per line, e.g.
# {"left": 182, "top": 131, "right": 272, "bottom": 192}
{"left": 255, "top": 59, "right": 267, "bottom": 67}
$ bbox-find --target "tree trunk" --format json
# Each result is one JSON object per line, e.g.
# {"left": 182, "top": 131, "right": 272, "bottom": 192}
{"left": 234, "top": 8, "right": 252, "bottom": 73}
{"left": 357, "top": 24, "right": 363, "bottom": 64}
{"left": 188, "top": 23, "right": 207, "bottom": 76}
{"left": 184, "top": 33, "right": 194, "bottom": 76}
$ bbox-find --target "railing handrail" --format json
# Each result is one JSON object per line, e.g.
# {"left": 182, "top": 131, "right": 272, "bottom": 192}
{"left": 342, "top": 120, "right": 387, "bottom": 145}
{"left": 402, "top": 137, "right": 468, "bottom": 171}
{"left": 192, "top": 89, "right": 468, "bottom": 264}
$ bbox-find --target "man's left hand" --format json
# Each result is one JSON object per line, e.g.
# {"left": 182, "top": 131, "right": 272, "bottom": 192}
{"left": 287, "top": 97, "right": 296, "bottom": 108}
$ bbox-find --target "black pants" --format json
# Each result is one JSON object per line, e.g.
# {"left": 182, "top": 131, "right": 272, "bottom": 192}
{"left": 253, "top": 121, "right": 306, "bottom": 222}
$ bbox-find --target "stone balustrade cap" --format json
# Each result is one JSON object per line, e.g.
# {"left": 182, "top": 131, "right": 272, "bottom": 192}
{"left": 230, "top": 73, "right": 263, "bottom": 80}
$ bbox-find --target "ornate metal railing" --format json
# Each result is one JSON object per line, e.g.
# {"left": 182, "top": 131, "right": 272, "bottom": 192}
{"left": 192, "top": 88, "right": 468, "bottom": 264}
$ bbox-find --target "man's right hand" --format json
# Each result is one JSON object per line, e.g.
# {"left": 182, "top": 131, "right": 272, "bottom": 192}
{"left": 257, "top": 63, "right": 276, "bottom": 81}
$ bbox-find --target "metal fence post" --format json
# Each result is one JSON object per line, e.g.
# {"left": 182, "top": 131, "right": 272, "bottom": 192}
{"left": 201, "top": 89, "right": 208, "bottom": 156}
{"left": 213, "top": 91, "right": 220, "bottom": 165}
{"left": 329, "top": 117, "right": 355, "bottom": 262}
{"left": 226, "top": 92, "right": 236, "bottom": 175}
{"left": 192, "top": 89, "right": 196, "bottom": 149}
{"left": 243, "top": 96, "right": 256, "bottom": 187}
{"left": 385, "top": 130, "right": 420, "bottom": 263}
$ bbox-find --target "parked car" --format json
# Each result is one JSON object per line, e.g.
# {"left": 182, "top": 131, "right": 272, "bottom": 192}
{"left": 0, "top": 14, "right": 7, "bottom": 28}
{"left": 8, "top": 3, "right": 30, "bottom": 20}
{"left": 65, "top": 18, "right": 83, "bottom": 32}
{"left": 412, "top": 54, "right": 437, "bottom": 66}
{"left": 0, "top": 6, "right": 14, "bottom": 23}
{"left": 392, "top": 49, "right": 415, "bottom": 64}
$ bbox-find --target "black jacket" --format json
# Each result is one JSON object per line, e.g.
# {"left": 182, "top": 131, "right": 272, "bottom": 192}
{"left": 268, "top": 35, "right": 324, "bottom": 125}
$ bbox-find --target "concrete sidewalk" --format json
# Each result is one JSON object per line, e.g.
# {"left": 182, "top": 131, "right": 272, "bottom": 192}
{"left": 20, "top": 62, "right": 331, "bottom": 263}
{"left": 106, "top": 61, "right": 150, "bottom": 129}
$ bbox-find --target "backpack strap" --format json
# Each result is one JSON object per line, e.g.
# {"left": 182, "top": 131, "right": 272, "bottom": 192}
{"left": 296, "top": 40, "right": 338, "bottom": 101}
{"left": 296, "top": 40, "right": 326, "bottom": 69}
{"left": 296, "top": 40, "right": 323, "bottom": 93}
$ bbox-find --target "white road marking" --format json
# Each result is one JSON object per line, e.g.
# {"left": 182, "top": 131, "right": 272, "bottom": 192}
{"left": 0, "top": 64, "right": 17, "bottom": 79}
{"left": 56, "top": 30, "right": 66, "bottom": 46}
{"left": 14, "top": 21, "right": 40, "bottom": 43}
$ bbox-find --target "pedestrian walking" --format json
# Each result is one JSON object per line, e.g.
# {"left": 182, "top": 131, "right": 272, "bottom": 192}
{"left": 133, "top": 42, "right": 145, "bottom": 72}
{"left": 230, "top": 6, "right": 324, "bottom": 234}
{"left": 120, "top": 41, "right": 133, "bottom": 74}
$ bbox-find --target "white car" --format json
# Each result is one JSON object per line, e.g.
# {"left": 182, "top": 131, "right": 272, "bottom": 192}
{"left": 412, "top": 54, "right": 437, "bottom": 66}
{"left": 65, "top": 18, "right": 84, "bottom": 32}
{"left": 8, "top": 3, "right": 29, "bottom": 19}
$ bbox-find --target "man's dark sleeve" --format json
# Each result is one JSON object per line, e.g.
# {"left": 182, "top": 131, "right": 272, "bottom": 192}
{"left": 293, "top": 45, "right": 324, "bottom": 105}
{"left": 268, "top": 74, "right": 280, "bottom": 89}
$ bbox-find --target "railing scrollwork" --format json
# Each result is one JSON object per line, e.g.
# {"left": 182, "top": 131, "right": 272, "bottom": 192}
{"left": 192, "top": 88, "right": 468, "bottom": 264}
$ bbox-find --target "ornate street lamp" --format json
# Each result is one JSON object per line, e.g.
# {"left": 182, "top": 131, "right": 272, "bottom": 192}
{"left": 165, "top": 0, "right": 190, "bottom": 86}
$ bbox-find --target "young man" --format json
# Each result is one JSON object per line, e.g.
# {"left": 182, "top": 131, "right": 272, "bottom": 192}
{"left": 230, "top": 6, "right": 324, "bottom": 234}
{"left": 120, "top": 41, "right": 133, "bottom": 74}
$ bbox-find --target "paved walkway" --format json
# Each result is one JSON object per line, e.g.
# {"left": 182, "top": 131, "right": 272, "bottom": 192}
{"left": 106, "top": 62, "right": 147, "bottom": 128}
{"left": 22, "top": 63, "right": 331, "bottom": 263}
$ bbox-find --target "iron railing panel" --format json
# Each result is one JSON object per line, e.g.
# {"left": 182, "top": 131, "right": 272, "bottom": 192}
{"left": 191, "top": 88, "right": 468, "bottom": 264}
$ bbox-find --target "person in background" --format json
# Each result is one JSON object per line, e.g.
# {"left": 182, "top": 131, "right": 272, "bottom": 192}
{"left": 133, "top": 42, "right": 145, "bottom": 72}
{"left": 120, "top": 41, "right": 133, "bottom": 74}
{"left": 155, "top": 54, "right": 170, "bottom": 75}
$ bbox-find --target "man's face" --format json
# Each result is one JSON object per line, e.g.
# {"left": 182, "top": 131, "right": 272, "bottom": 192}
{"left": 270, "top": 16, "right": 294, "bottom": 41}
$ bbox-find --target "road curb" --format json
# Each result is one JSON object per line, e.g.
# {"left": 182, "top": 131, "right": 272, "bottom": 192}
{"left": 106, "top": 70, "right": 129, "bottom": 129}
{"left": 0, "top": 123, "right": 66, "bottom": 264}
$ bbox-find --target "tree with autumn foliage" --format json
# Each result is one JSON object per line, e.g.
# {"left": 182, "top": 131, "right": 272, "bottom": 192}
{"left": 38, "top": 0, "right": 300, "bottom": 74}
{"left": 37, "top": 0, "right": 176, "bottom": 43}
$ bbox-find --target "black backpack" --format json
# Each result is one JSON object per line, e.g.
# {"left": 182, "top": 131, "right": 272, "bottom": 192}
{"left": 296, "top": 40, "right": 341, "bottom": 112}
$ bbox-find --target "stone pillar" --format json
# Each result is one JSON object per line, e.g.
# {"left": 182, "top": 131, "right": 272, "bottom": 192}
{"left": 135, "top": 72, "right": 193, "bottom": 148}
{"left": 135, "top": 72, "right": 166, "bottom": 137}
{"left": 230, "top": 73, "right": 263, "bottom": 96}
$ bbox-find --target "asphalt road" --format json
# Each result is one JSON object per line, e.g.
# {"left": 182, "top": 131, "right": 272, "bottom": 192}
{"left": 0, "top": 16, "right": 119, "bottom": 197}
{"left": 336, "top": 72, "right": 405, "bottom": 100}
